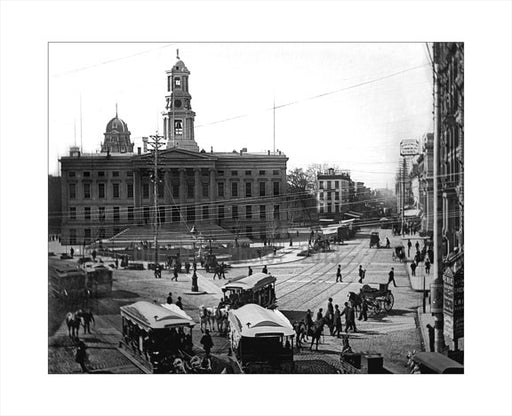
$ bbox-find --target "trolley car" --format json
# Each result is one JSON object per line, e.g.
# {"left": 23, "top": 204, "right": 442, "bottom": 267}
{"left": 120, "top": 301, "right": 195, "bottom": 373}
{"left": 48, "top": 258, "right": 87, "bottom": 300}
{"left": 221, "top": 273, "right": 276, "bottom": 309}
{"left": 228, "top": 304, "right": 295, "bottom": 373}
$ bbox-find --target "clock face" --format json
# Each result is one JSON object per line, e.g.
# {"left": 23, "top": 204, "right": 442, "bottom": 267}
{"left": 174, "top": 99, "right": 182, "bottom": 108}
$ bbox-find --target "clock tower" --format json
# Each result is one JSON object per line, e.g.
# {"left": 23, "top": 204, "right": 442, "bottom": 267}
{"left": 163, "top": 50, "right": 199, "bottom": 151}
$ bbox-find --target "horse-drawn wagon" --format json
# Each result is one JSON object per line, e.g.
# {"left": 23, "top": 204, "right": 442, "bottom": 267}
{"left": 349, "top": 284, "right": 394, "bottom": 315}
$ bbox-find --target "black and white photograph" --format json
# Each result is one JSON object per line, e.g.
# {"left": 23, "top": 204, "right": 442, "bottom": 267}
{"left": 46, "top": 41, "right": 464, "bottom": 376}
{"left": 1, "top": 2, "right": 511, "bottom": 416}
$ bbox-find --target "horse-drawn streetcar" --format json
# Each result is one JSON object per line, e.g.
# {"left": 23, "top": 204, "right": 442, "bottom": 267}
{"left": 120, "top": 301, "right": 195, "bottom": 373}
{"left": 221, "top": 273, "right": 276, "bottom": 309}
{"left": 228, "top": 304, "right": 295, "bottom": 373}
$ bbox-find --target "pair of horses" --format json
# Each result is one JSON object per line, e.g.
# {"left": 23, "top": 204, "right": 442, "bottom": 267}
{"left": 65, "top": 311, "right": 83, "bottom": 338}
{"left": 65, "top": 310, "right": 93, "bottom": 337}
{"left": 199, "top": 305, "right": 230, "bottom": 334}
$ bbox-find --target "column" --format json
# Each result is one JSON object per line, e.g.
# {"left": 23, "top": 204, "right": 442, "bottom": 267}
{"left": 179, "top": 168, "right": 186, "bottom": 222}
{"left": 194, "top": 168, "right": 201, "bottom": 223}
{"left": 134, "top": 169, "right": 142, "bottom": 225}
{"left": 164, "top": 170, "right": 171, "bottom": 224}
{"left": 209, "top": 168, "right": 216, "bottom": 222}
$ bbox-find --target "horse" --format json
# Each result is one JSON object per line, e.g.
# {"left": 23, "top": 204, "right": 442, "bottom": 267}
{"left": 199, "top": 306, "right": 214, "bottom": 332}
{"left": 348, "top": 292, "right": 362, "bottom": 313}
{"left": 309, "top": 318, "right": 325, "bottom": 351}
{"left": 214, "top": 306, "right": 230, "bottom": 335}
{"left": 293, "top": 321, "right": 307, "bottom": 350}
{"left": 65, "top": 311, "right": 82, "bottom": 338}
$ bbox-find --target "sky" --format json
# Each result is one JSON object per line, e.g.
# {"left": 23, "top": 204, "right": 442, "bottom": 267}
{"left": 49, "top": 42, "right": 434, "bottom": 189}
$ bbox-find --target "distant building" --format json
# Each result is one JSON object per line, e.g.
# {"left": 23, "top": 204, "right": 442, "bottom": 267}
{"left": 59, "top": 53, "right": 288, "bottom": 245}
{"left": 316, "top": 168, "right": 351, "bottom": 220}
{"left": 48, "top": 175, "right": 62, "bottom": 234}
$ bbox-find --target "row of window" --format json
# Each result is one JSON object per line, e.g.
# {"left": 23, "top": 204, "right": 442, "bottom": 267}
{"left": 318, "top": 180, "right": 349, "bottom": 190}
{"left": 69, "top": 181, "right": 281, "bottom": 200}
{"left": 319, "top": 191, "right": 345, "bottom": 201}
{"left": 68, "top": 204, "right": 281, "bottom": 222}
{"left": 68, "top": 169, "right": 282, "bottom": 179}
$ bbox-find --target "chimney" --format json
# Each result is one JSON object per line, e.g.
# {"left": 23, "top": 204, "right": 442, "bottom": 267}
{"left": 210, "top": 146, "right": 213, "bottom": 153}
{"left": 142, "top": 137, "right": 148, "bottom": 153}
{"left": 137, "top": 147, "right": 141, "bottom": 155}
{"left": 267, "top": 150, "right": 270, "bottom": 156}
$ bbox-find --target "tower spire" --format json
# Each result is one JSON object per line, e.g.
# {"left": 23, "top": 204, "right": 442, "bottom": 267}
{"left": 176, "top": 48, "right": 180, "bottom": 60}
{"left": 115, "top": 102, "right": 118, "bottom": 118}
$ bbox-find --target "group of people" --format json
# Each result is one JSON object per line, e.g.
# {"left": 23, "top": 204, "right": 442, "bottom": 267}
{"left": 407, "top": 239, "right": 432, "bottom": 276}
{"left": 166, "top": 292, "right": 183, "bottom": 310}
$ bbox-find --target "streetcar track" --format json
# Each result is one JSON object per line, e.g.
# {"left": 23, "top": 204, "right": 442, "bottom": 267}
{"left": 277, "top": 240, "right": 371, "bottom": 308}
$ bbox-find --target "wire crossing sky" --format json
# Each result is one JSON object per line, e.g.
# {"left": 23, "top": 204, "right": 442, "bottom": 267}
{"left": 49, "top": 43, "right": 434, "bottom": 189}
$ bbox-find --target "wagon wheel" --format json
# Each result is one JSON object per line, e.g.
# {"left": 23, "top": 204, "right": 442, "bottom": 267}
{"left": 384, "top": 293, "right": 394, "bottom": 311}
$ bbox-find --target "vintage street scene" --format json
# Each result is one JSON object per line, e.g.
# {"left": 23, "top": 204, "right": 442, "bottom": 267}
{"left": 48, "top": 43, "right": 464, "bottom": 374}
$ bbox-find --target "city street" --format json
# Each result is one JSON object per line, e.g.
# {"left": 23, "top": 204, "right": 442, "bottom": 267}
{"left": 48, "top": 228, "right": 423, "bottom": 374}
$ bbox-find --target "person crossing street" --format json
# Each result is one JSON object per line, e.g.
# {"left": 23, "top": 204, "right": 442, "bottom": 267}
{"left": 388, "top": 267, "right": 397, "bottom": 287}
{"left": 336, "top": 265, "right": 342, "bottom": 282}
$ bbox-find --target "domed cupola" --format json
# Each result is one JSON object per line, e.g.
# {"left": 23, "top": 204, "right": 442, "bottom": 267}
{"left": 101, "top": 107, "right": 134, "bottom": 154}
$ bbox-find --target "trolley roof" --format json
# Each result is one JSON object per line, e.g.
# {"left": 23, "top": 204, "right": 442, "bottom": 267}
{"left": 222, "top": 273, "right": 276, "bottom": 292}
{"left": 48, "top": 258, "right": 85, "bottom": 276}
{"left": 228, "top": 304, "right": 294, "bottom": 338}
{"left": 413, "top": 352, "right": 464, "bottom": 374}
{"left": 120, "top": 301, "right": 195, "bottom": 331}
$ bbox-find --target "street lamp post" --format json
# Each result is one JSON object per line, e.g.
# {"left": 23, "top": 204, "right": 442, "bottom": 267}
{"left": 148, "top": 133, "right": 165, "bottom": 270}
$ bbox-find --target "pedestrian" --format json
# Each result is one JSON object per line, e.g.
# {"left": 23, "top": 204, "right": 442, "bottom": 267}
{"left": 220, "top": 262, "right": 227, "bottom": 279}
{"left": 333, "top": 305, "right": 342, "bottom": 337}
{"left": 385, "top": 237, "right": 390, "bottom": 248}
{"left": 248, "top": 266, "right": 253, "bottom": 276}
{"left": 70, "top": 247, "right": 74, "bottom": 258}
{"left": 358, "top": 265, "right": 365, "bottom": 283}
{"left": 185, "top": 261, "right": 191, "bottom": 273}
{"left": 75, "top": 339, "right": 88, "bottom": 373}
{"left": 304, "top": 309, "right": 313, "bottom": 339}
{"left": 262, "top": 265, "right": 268, "bottom": 274}
{"left": 172, "top": 267, "right": 178, "bottom": 281}
{"left": 336, "top": 265, "right": 342, "bottom": 282}
{"left": 388, "top": 267, "right": 397, "bottom": 287}
{"left": 415, "top": 241, "right": 420, "bottom": 252}
{"left": 115, "top": 257, "right": 119, "bottom": 269}
{"left": 166, "top": 292, "right": 173, "bottom": 304}
{"left": 426, "top": 324, "right": 435, "bottom": 352}
{"left": 175, "top": 296, "right": 183, "bottom": 310}
{"left": 410, "top": 262, "right": 417, "bottom": 276}
{"left": 316, "top": 308, "right": 323, "bottom": 322}
{"left": 81, "top": 309, "right": 95, "bottom": 334}
{"left": 326, "top": 298, "right": 334, "bottom": 334}
{"left": 358, "top": 297, "right": 368, "bottom": 321}
{"left": 92, "top": 249, "right": 97, "bottom": 261}
{"left": 340, "top": 302, "right": 353, "bottom": 333}
{"left": 425, "top": 258, "right": 431, "bottom": 274}
{"left": 407, "top": 239, "right": 412, "bottom": 257}
{"left": 200, "top": 329, "right": 214, "bottom": 356}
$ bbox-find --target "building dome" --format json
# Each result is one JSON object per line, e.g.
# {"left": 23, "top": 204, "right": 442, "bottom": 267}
{"left": 106, "top": 116, "right": 129, "bottom": 134}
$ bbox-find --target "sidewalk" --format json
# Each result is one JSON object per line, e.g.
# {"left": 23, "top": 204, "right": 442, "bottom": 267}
{"left": 400, "top": 236, "right": 434, "bottom": 292}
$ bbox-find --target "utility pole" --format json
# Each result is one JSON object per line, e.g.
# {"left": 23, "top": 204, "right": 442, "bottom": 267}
{"left": 148, "top": 133, "right": 165, "bottom": 269}
{"left": 402, "top": 156, "right": 406, "bottom": 236}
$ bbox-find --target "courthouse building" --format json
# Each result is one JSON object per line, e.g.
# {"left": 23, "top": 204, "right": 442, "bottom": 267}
{"left": 59, "top": 54, "right": 288, "bottom": 245}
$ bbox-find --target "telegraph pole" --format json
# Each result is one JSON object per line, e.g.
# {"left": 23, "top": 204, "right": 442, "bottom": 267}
{"left": 148, "top": 133, "right": 165, "bottom": 268}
